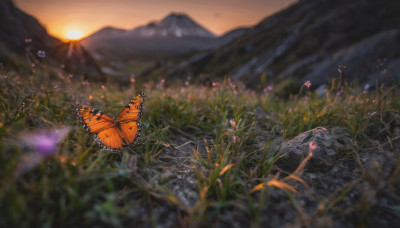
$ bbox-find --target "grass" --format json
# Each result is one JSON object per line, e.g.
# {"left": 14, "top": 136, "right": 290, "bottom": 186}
{"left": 0, "top": 64, "right": 399, "bottom": 227}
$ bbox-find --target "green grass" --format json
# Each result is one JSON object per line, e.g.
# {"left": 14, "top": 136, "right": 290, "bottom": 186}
{"left": 0, "top": 66, "right": 399, "bottom": 227}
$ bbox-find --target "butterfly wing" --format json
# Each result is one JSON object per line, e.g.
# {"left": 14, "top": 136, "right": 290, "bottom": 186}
{"left": 120, "top": 121, "right": 142, "bottom": 147}
{"left": 74, "top": 105, "right": 123, "bottom": 151}
{"left": 117, "top": 92, "right": 145, "bottom": 122}
{"left": 74, "top": 105, "right": 115, "bottom": 134}
{"left": 94, "top": 127, "right": 123, "bottom": 151}
{"left": 117, "top": 92, "right": 145, "bottom": 147}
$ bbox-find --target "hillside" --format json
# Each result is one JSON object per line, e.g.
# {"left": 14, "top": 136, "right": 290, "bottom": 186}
{"left": 0, "top": 0, "right": 102, "bottom": 78}
{"left": 160, "top": 0, "right": 400, "bottom": 91}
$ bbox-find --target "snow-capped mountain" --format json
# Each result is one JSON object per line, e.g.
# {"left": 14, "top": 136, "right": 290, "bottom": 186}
{"left": 130, "top": 13, "right": 216, "bottom": 38}
{"left": 81, "top": 12, "right": 245, "bottom": 55}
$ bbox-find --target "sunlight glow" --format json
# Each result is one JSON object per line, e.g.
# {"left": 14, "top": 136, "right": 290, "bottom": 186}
{"left": 66, "top": 30, "right": 83, "bottom": 40}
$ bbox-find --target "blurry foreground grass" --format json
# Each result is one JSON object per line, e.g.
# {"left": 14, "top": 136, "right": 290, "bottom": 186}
{"left": 0, "top": 68, "right": 399, "bottom": 227}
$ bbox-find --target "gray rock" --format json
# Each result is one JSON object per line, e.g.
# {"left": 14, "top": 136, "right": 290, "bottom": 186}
{"left": 276, "top": 127, "right": 353, "bottom": 172}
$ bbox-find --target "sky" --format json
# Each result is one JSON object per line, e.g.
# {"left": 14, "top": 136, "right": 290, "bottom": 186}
{"left": 14, "top": 0, "right": 296, "bottom": 41}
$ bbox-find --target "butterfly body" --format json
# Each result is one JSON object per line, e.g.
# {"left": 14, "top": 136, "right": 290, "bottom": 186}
{"left": 74, "top": 92, "right": 145, "bottom": 152}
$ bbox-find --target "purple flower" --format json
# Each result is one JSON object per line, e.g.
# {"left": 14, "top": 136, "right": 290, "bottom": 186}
{"left": 14, "top": 127, "right": 71, "bottom": 177}
{"left": 364, "top": 84, "right": 369, "bottom": 93}
{"left": 304, "top": 80, "right": 311, "bottom": 88}
{"left": 37, "top": 50, "right": 46, "bottom": 58}
{"left": 264, "top": 85, "right": 273, "bottom": 93}
{"left": 20, "top": 127, "right": 71, "bottom": 157}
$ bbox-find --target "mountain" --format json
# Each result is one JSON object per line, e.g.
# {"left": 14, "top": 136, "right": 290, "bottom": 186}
{"left": 159, "top": 0, "right": 400, "bottom": 92}
{"left": 129, "top": 13, "right": 216, "bottom": 38}
{"left": 81, "top": 13, "right": 248, "bottom": 79}
{"left": 0, "top": 0, "right": 102, "bottom": 78}
{"left": 82, "top": 13, "right": 245, "bottom": 55}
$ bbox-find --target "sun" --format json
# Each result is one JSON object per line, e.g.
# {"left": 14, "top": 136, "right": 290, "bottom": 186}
{"left": 66, "top": 30, "right": 84, "bottom": 40}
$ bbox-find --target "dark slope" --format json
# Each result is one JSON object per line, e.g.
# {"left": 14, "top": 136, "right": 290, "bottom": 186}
{"left": 164, "top": 0, "right": 400, "bottom": 90}
{"left": 0, "top": 0, "right": 102, "bottom": 78}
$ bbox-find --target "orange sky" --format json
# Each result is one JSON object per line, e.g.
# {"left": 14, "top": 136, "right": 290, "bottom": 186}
{"left": 15, "top": 0, "right": 296, "bottom": 41}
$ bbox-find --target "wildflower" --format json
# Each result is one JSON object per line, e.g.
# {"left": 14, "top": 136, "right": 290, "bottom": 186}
{"left": 363, "top": 84, "right": 369, "bottom": 93}
{"left": 25, "top": 38, "right": 32, "bottom": 43}
{"left": 37, "top": 50, "right": 46, "bottom": 58}
{"left": 130, "top": 77, "right": 135, "bottom": 84}
{"left": 20, "top": 127, "right": 71, "bottom": 157}
{"left": 337, "top": 65, "right": 347, "bottom": 73}
{"left": 89, "top": 95, "right": 93, "bottom": 100}
{"left": 336, "top": 87, "right": 343, "bottom": 97}
{"left": 15, "top": 127, "right": 70, "bottom": 177}
{"left": 156, "top": 79, "right": 165, "bottom": 89}
{"left": 229, "top": 119, "right": 237, "bottom": 129}
{"left": 232, "top": 135, "right": 237, "bottom": 143}
{"left": 263, "top": 86, "right": 273, "bottom": 93}
{"left": 82, "top": 80, "right": 90, "bottom": 87}
{"left": 212, "top": 82, "right": 220, "bottom": 87}
{"left": 101, "top": 84, "right": 106, "bottom": 90}
{"left": 185, "top": 81, "right": 189, "bottom": 86}
{"left": 304, "top": 80, "right": 311, "bottom": 88}
{"left": 180, "top": 88, "right": 185, "bottom": 94}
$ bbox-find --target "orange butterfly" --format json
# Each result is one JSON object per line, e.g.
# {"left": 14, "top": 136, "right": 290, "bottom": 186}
{"left": 74, "top": 92, "right": 145, "bottom": 152}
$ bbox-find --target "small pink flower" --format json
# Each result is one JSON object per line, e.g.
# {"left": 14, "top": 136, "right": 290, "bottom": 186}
{"left": 229, "top": 119, "right": 237, "bottom": 129}
{"left": 232, "top": 135, "right": 237, "bottom": 143}
{"left": 304, "top": 80, "right": 311, "bottom": 88}
{"left": 337, "top": 65, "right": 347, "bottom": 73}
{"left": 185, "top": 81, "right": 189, "bottom": 86}
{"left": 212, "top": 82, "right": 220, "bottom": 87}
{"left": 156, "top": 79, "right": 165, "bottom": 89}
{"left": 25, "top": 38, "right": 32, "bottom": 43}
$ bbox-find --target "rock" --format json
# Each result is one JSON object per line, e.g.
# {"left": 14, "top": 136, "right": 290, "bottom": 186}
{"left": 276, "top": 127, "right": 352, "bottom": 172}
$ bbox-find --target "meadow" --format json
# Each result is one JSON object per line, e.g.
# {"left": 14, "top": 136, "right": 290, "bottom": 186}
{"left": 0, "top": 63, "right": 399, "bottom": 227}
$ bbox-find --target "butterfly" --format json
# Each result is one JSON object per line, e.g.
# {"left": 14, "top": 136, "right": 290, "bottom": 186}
{"left": 73, "top": 92, "right": 145, "bottom": 152}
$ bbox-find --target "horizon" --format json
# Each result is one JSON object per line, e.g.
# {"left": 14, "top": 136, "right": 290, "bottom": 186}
{"left": 14, "top": 0, "right": 296, "bottom": 41}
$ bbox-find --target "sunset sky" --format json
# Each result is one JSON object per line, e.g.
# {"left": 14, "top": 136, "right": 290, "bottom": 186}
{"left": 14, "top": 0, "right": 295, "bottom": 41}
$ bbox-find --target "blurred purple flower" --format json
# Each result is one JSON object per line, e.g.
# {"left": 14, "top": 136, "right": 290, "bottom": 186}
{"left": 364, "top": 84, "right": 369, "bottom": 93}
{"left": 20, "top": 127, "right": 71, "bottom": 157}
{"left": 263, "top": 85, "right": 273, "bottom": 93}
{"left": 336, "top": 88, "right": 343, "bottom": 98}
{"left": 304, "top": 80, "right": 311, "bottom": 88}
{"left": 37, "top": 50, "right": 46, "bottom": 58}
{"left": 14, "top": 127, "right": 71, "bottom": 177}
